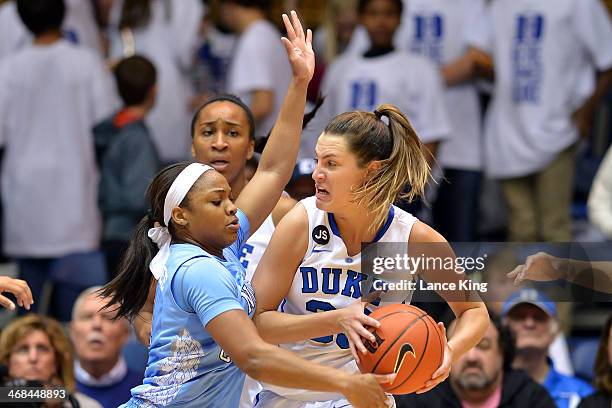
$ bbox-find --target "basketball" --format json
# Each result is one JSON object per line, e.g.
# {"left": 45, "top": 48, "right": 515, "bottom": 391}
{"left": 357, "top": 304, "right": 445, "bottom": 395}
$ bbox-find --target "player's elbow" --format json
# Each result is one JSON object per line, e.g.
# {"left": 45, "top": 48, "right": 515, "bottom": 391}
{"left": 234, "top": 342, "right": 274, "bottom": 380}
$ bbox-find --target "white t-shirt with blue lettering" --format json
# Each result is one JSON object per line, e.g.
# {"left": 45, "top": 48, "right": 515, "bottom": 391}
{"left": 303, "top": 50, "right": 450, "bottom": 150}
{"left": 469, "top": 0, "right": 612, "bottom": 178}
{"left": 346, "top": 0, "right": 486, "bottom": 170}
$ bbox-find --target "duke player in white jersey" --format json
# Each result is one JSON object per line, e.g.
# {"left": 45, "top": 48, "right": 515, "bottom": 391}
{"left": 252, "top": 104, "right": 490, "bottom": 407}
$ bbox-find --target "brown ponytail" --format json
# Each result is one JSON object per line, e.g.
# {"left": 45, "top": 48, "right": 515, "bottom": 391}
{"left": 324, "top": 104, "right": 430, "bottom": 230}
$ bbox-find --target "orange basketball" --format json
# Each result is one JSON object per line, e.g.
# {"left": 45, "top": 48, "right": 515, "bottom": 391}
{"left": 357, "top": 304, "right": 445, "bottom": 395}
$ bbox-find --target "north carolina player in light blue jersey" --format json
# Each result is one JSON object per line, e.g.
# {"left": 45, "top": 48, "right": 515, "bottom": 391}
{"left": 252, "top": 104, "right": 490, "bottom": 407}
{"left": 102, "top": 12, "right": 394, "bottom": 408}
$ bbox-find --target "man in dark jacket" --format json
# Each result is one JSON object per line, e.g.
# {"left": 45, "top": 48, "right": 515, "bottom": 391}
{"left": 93, "top": 55, "right": 160, "bottom": 278}
{"left": 397, "top": 311, "right": 555, "bottom": 407}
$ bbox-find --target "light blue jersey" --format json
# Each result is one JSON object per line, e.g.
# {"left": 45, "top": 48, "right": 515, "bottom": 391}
{"left": 122, "top": 210, "right": 255, "bottom": 407}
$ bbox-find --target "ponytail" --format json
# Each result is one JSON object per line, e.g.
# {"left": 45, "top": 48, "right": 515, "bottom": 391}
{"left": 99, "top": 162, "right": 194, "bottom": 321}
{"left": 324, "top": 104, "right": 430, "bottom": 230}
{"left": 99, "top": 214, "right": 157, "bottom": 321}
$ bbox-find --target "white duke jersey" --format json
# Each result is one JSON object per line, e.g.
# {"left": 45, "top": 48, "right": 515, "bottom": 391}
{"left": 240, "top": 214, "right": 276, "bottom": 282}
{"left": 262, "top": 197, "right": 417, "bottom": 402}
{"left": 238, "top": 214, "right": 276, "bottom": 408}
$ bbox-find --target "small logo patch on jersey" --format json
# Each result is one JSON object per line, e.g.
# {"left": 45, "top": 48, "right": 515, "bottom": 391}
{"left": 394, "top": 343, "right": 416, "bottom": 373}
{"left": 312, "top": 225, "right": 330, "bottom": 245}
{"left": 219, "top": 349, "right": 231, "bottom": 363}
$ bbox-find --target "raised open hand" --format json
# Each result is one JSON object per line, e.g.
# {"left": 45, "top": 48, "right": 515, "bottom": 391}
{"left": 281, "top": 10, "right": 315, "bottom": 82}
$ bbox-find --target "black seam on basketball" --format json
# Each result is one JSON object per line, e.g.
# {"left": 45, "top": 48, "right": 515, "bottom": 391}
{"left": 387, "top": 317, "right": 430, "bottom": 392}
{"left": 367, "top": 310, "right": 426, "bottom": 359}
{"left": 370, "top": 311, "right": 426, "bottom": 374}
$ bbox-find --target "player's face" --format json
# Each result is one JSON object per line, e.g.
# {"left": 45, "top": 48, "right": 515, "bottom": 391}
{"left": 450, "top": 323, "right": 503, "bottom": 393}
{"left": 360, "top": 0, "right": 401, "bottom": 48}
{"left": 504, "top": 304, "right": 556, "bottom": 352}
{"left": 70, "top": 294, "right": 129, "bottom": 366}
{"left": 8, "top": 330, "right": 57, "bottom": 384}
{"left": 312, "top": 133, "right": 368, "bottom": 212}
{"left": 192, "top": 101, "right": 254, "bottom": 189}
{"left": 179, "top": 171, "right": 239, "bottom": 254}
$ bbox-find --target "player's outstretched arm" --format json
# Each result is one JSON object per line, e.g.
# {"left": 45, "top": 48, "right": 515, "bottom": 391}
{"left": 252, "top": 204, "right": 379, "bottom": 346}
{"left": 236, "top": 11, "right": 314, "bottom": 234}
{"left": 408, "top": 221, "right": 489, "bottom": 394}
{"left": 207, "top": 308, "right": 394, "bottom": 408}
{"left": 0, "top": 276, "right": 33, "bottom": 310}
{"left": 507, "top": 252, "right": 612, "bottom": 294}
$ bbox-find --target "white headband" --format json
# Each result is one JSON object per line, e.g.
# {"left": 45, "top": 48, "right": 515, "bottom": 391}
{"left": 148, "top": 163, "right": 214, "bottom": 288}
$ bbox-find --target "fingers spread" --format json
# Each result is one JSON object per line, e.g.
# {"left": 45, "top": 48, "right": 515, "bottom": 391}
{"left": 282, "top": 14, "right": 296, "bottom": 41}
{"left": 348, "top": 331, "right": 368, "bottom": 354}
{"left": 290, "top": 10, "right": 304, "bottom": 40}
{"left": 360, "top": 314, "right": 381, "bottom": 328}
{"left": 280, "top": 37, "right": 294, "bottom": 55}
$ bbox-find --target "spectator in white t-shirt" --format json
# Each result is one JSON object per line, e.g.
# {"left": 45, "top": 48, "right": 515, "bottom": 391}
{"left": 0, "top": 0, "right": 118, "bottom": 321}
{"left": 0, "top": 0, "right": 102, "bottom": 58}
{"left": 223, "top": 0, "right": 292, "bottom": 139}
{"left": 305, "top": 0, "right": 449, "bottom": 170}
{"left": 342, "top": 0, "right": 490, "bottom": 241}
{"left": 468, "top": 0, "right": 612, "bottom": 242}
{"left": 106, "top": 0, "right": 204, "bottom": 164}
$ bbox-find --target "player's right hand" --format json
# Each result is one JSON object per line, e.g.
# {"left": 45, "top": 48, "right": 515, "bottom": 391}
{"left": 507, "top": 251, "right": 565, "bottom": 285}
{"left": 0, "top": 276, "right": 33, "bottom": 310}
{"left": 337, "top": 291, "right": 383, "bottom": 363}
{"left": 343, "top": 373, "right": 396, "bottom": 408}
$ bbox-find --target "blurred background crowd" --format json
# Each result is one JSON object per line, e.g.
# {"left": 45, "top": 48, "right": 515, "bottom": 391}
{"left": 0, "top": 0, "right": 611, "bottom": 407}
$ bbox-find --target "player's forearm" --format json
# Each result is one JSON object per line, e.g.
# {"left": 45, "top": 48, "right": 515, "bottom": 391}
{"left": 447, "top": 304, "right": 489, "bottom": 362}
{"left": 257, "top": 79, "right": 309, "bottom": 183}
{"left": 564, "top": 259, "right": 612, "bottom": 294}
{"left": 254, "top": 309, "right": 342, "bottom": 344}
{"left": 243, "top": 341, "right": 351, "bottom": 394}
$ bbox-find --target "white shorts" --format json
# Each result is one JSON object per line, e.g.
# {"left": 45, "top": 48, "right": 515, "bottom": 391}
{"left": 240, "top": 375, "right": 263, "bottom": 408}
{"left": 253, "top": 390, "right": 396, "bottom": 408}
